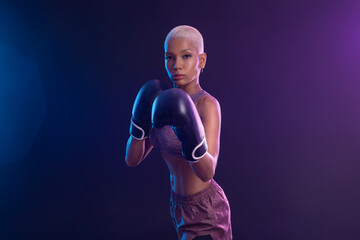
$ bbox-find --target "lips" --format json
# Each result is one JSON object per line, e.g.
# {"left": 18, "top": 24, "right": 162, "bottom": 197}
{"left": 173, "top": 74, "right": 184, "bottom": 80}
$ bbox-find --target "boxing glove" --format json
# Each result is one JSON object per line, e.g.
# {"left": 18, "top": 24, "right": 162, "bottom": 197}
{"left": 130, "top": 79, "right": 168, "bottom": 140}
{"left": 152, "top": 88, "right": 208, "bottom": 162}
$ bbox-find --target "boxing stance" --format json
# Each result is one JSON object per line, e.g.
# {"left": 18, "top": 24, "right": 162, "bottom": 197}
{"left": 125, "top": 25, "right": 232, "bottom": 240}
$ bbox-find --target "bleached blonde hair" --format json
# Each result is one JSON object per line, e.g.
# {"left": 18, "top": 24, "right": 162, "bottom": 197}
{"left": 164, "top": 25, "right": 204, "bottom": 54}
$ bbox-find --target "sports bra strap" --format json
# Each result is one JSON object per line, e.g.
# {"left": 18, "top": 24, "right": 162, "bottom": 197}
{"left": 191, "top": 89, "right": 208, "bottom": 103}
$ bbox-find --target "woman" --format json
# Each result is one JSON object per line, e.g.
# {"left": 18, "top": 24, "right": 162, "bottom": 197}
{"left": 125, "top": 25, "right": 232, "bottom": 240}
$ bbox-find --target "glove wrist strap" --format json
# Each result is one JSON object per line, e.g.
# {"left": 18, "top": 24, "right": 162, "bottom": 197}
{"left": 130, "top": 118, "right": 147, "bottom": 140}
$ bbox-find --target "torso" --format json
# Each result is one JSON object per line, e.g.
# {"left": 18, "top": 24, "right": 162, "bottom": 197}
{"left": 150, "top": 89, "right": 211, "bottom": 196}
{"left": 163, "top": 152, "right": 211, "bottom": 196}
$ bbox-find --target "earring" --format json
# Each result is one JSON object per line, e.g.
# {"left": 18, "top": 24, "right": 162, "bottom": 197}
{"left": 201, "top": 68, "right": 204, "bottom": 73}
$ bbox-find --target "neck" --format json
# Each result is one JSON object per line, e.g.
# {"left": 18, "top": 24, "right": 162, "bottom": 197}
{"left": 173, "top": 79, "right": 202, "bottom": 96}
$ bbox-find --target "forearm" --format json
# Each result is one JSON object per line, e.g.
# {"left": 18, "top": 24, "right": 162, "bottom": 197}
{"left": 189, "top": 152, "right": 216, "bottom": 182}
{"left": 125, "top": 136, "right": 145, "bottom": 167}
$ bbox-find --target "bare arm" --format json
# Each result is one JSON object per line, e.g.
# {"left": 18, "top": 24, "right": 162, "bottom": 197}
{"left": 190, "top": 96, "right": 221, "bottom": 182}
{"left": 125, "top": 136, "right": 154, "bottom": 167}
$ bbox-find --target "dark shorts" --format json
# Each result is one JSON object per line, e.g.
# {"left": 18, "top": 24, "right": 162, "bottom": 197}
{"left": 170, "top": 179, "right": 232, "bottom": 240}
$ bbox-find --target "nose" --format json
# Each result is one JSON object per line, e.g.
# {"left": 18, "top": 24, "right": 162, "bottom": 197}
{"left": 173, "top": 58, "right": 182, "bottom": 70}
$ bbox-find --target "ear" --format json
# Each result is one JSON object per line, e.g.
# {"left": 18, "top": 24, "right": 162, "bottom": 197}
{"left": 199, "top": 52, "right": 207, "bottom": 69}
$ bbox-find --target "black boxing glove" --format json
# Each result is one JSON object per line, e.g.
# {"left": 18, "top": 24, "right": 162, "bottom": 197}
{"left": 130, "top": 80, "right": 168, "bottom": 140}
{"left": 152, "top": 88, "right": 207, "bottom": 162}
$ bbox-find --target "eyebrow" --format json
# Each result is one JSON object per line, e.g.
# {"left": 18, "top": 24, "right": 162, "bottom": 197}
{"left": 165, "top": 49, "right": 193, "bottom": 55}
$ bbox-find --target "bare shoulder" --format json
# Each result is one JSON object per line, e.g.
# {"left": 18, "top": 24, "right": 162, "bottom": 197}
{"left": 196, "top": 93, "right": 221, "bottom": 119}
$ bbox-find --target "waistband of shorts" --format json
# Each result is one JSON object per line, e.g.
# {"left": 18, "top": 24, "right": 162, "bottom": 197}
{"left": 170, "top": 179, "right": 222, "bottom": 205}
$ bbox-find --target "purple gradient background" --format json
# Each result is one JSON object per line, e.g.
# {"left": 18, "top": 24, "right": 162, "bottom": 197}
{"left": 1, "top": 0, "right": 360, "bottom": 239}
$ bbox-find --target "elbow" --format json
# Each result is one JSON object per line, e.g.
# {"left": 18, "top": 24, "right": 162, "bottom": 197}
{"left": 197, "top": 168, "right": 215, "bottom": 182}
{"left": 191, "top": 154, "right": 216, "bottom": 182}
{"left": 125, "top": 155, "right": 140, "bottom": 167}
{"left": 125, "top": 160, "right": 139, "bottom": 167}
{"left": 199, "top": 172, "right": 215, "bottom": 182}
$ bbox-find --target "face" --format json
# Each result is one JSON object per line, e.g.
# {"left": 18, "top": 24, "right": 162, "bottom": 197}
{"left": 164, "top": 38, "right": 206, "bottom": 87}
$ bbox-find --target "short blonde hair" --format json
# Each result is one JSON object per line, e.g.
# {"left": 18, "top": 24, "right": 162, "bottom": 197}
{"left": 164, "top": 25, "right": 204, "bottom": 54}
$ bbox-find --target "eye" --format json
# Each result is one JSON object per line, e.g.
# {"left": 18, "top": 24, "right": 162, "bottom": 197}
{"left": 165, "top": 56, "right": 173, "bottom": 61}
{"left": 183, "top": 54, "right": 191, "bottom": 59}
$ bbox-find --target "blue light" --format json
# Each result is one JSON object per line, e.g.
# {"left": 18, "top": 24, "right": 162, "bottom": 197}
{"left": 0, "top": 42, "right": 47, "bottom": 165}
